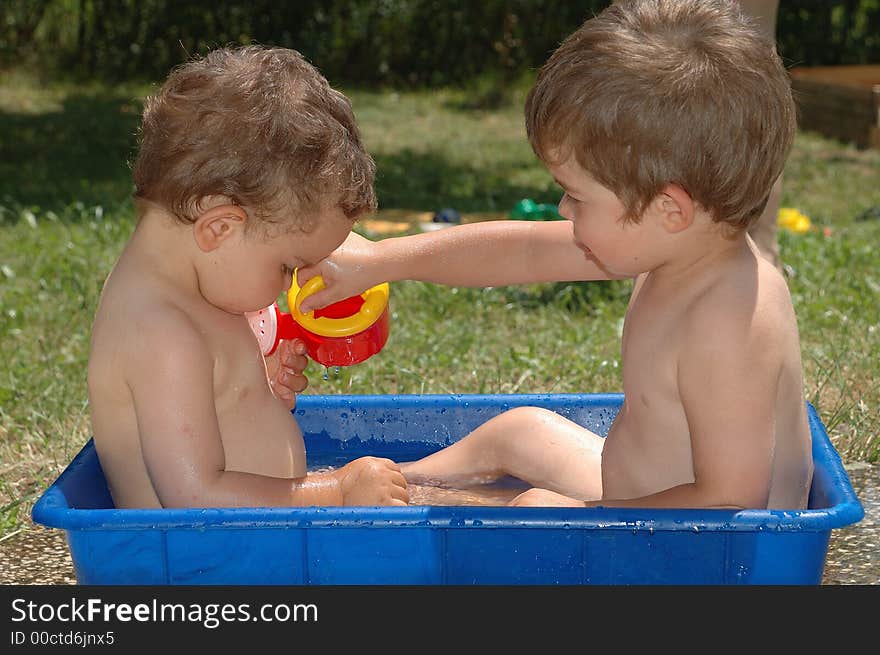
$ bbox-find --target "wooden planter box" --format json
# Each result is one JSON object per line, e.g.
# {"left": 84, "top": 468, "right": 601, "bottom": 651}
{"left": 789, "top": 65, "right": 880, "bottom": 149}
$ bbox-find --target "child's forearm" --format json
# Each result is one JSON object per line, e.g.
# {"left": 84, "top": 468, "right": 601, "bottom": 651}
{"left": 376, "top": 220, "right": 580, "bottom": 288}
{"left": 176, "top": 470, "right": 343, "bottom": 508}
{"left": 298, "top": 220, "right": 614, "bottom": 313}
{"left": 586, "top": 482, "right": 752, "bottom": 510}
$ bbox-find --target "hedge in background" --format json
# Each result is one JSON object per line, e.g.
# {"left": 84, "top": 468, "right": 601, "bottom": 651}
{"left": 2, "top": 0, "right": 879, "bottom": 87}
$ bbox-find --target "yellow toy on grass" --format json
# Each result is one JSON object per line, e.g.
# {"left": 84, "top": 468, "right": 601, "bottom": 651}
{"left": 777, "top": 207, "right": 812, "bottom": 234}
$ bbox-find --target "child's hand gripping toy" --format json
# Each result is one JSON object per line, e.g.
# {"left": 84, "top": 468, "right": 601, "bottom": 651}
{"left": 246, "top": 274, "right": 390, "bottom": 367}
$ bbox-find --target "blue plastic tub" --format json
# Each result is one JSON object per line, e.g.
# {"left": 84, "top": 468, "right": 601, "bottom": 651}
{"left": 32, "top": 393, "right": 863, "bottom": 585}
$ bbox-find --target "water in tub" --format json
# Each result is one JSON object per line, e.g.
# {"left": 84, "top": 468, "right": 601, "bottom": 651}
{"left": 309, "top": 464, "right": 530, "bottom": 506}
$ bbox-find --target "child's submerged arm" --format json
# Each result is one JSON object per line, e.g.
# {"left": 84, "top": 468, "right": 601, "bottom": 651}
{"left": 583, "top": 484, "right": 760, "bottom": 510}
{"left": 127, "top": 317, "right": 345, "bottom": 507}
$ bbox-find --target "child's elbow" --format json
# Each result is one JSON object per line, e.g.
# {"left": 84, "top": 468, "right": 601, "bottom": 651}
{"left": 697, "top": 480, "right": 769, "bottom": 510}
{"left": 156, "top": 469, "right": 224, "bottom": 508}
{"left": 713, "top": 488, "right": 769, "bottom": 511}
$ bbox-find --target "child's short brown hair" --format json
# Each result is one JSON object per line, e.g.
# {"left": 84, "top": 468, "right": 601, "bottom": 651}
{"left": 525, "top": 0, "right": 796, "bottom": 229}
{"left": 132, "top": 45, "right": 376, "bottom": 232}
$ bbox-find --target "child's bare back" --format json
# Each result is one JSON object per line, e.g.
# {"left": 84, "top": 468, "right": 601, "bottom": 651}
{"left": 603, "top": 240, "right": 812, "bottom": 509}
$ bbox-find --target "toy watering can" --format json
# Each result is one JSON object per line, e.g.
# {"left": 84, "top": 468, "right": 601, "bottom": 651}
{"left": 246, "top": 275, "right": 390, "bottom": 367}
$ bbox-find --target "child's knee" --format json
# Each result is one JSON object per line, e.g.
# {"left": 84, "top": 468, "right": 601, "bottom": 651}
{"left": 498, "top": 406, "right": 561, "bottom": 429}
{"left": 491, "top": 406, "right": 561, "bottom": 455}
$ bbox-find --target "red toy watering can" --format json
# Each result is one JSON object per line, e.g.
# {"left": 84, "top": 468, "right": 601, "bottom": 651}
{"left": 246, "top": 275, "right": 390, "bottom": 367}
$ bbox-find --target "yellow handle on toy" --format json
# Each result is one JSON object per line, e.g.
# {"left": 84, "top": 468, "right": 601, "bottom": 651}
{"left": 289, "top": 274, "right": 390, "bottom": 338}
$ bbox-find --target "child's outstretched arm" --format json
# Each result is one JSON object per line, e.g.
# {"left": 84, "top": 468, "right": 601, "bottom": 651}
{"left": 297, "top": 219, "right": 619, "bottom": 312}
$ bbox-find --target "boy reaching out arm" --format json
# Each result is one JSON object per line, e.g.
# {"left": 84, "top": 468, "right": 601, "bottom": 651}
{"left": 87, "top": 45, "right": 408, "bottom": 509}
{"left": 297, "top": 0, "right": 813, "bottom": 511}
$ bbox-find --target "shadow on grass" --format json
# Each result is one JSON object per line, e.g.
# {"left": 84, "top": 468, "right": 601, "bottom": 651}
{"left": 373, "top": 148, "right": 559, "bottom": 214}
{"left": 0, "top": 91, "right": 142, "bottom": 219}
{"left": 0, "top": 91, "right": 557, "bottom": 221}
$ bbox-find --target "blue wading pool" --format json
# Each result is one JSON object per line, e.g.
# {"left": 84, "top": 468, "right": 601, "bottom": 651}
{"left": 32, "top": 393, "right": 864, "bottom": 585}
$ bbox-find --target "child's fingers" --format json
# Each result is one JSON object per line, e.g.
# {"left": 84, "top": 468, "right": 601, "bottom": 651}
{"left": 390, "top": 484, "right": 410, "bottom": 504}
{"left": 295, "top": 265, "right": 320, "bottom": 287}
{"left": 283, "top": 371, "right": 309, "bottom": 393}
{"left": 374, "top": 457, "right": 402, "bottom": 472}
{"left": 389, "top": 469, "right": 407, "bottom": 490}
{"left": 298, "top": 287, "right": 338, "bottom": 314}
{"left": 293, "top": 339, "right": 308, "bottom": 355}
{"left": 276, "top": 367, "right": 308, "bottom": 392}
{"left": 278, "top": 339, "right": 309, "bottom": 373}
{"left": 281, "top": 338, "right": 308, "bottom": 357}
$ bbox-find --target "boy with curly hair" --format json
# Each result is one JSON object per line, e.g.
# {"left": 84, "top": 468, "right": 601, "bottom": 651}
{"left": 88, "top": 46, "right": 408, "bottom": 508}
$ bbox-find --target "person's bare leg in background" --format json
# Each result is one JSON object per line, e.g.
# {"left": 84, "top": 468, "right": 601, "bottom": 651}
{"left": 739, "top": 0, "right": 784, "bottom": 272}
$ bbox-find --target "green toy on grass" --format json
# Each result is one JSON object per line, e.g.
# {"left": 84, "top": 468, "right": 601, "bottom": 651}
{"left": 509, "top": 198, "right": 563, "bottom": 221}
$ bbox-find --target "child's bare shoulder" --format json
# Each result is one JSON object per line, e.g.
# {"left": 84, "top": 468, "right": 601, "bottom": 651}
{"left": 682, "top": 256, "right": 794, "bottom": 358}
{"left": 91, "top": 287, "right": 209, "bottom": 385}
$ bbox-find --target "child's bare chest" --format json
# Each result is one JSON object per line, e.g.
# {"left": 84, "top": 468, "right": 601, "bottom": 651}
{"left": 619, "top": 285, "right": 682, "bottom": 403}
{"left": 208, "top": 314, "right": 305, "bottom": 477}
{"left": 604, "top": 286, "right": 695, "bottom": 496}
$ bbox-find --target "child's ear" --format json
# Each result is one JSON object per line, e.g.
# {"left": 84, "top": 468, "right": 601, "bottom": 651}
{"left": 192, "top": 204, "right": 249, "bottom": 252}
{"left": 653, "top": 184, "right": 695, "bottom": 234}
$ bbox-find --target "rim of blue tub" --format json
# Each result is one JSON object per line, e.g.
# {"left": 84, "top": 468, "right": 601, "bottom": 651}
{"left": 32, "top": 393, "right": 865, "bottom": 532}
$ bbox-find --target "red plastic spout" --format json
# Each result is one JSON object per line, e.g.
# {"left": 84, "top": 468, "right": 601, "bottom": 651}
{"left": 275, "top": 310, "right": 303, "bottom": 342}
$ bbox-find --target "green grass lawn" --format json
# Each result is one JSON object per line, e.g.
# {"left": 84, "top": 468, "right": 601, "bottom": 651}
{"left": 1, "top": 71, "right": 878, "bottom": 535}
